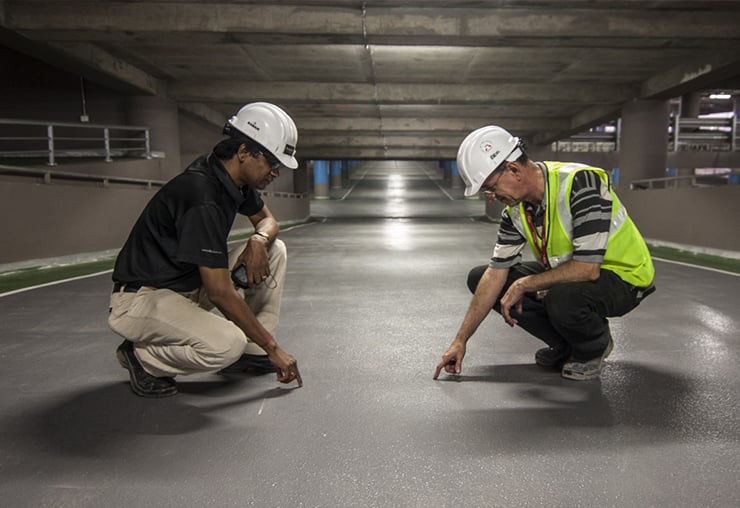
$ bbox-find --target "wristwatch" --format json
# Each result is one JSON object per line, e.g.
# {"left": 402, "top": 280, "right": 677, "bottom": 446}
{"left": 253, "top": 231, "right": 270, "bottom": 241}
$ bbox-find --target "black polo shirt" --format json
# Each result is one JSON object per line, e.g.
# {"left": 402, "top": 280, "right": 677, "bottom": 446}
{"left": 112, "top": 153, "right": 264, "bottom": 291}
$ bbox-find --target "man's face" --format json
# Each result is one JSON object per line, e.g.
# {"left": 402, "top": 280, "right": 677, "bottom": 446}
{"left": 479, "top": 163, "right": 520, "bottom": 206}
{"left": 241, "top": 148, "right": 282, "bottom": 189}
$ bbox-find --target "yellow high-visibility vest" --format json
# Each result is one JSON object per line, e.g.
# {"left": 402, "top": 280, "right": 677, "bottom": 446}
{"left": 508, "top": 162, "right": 654, "bottom": 288}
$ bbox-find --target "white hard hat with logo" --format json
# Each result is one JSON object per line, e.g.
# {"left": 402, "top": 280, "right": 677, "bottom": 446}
{"left": 224, "top": 102, "right": 299, "bottom": 169}
{"left": 457, "top": 125, "right": 523, "bottom": 196}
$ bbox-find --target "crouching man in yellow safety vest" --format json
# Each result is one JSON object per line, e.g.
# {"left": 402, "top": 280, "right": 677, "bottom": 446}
{"left": 434, "top": 125, "right": 655, "bottom": 381}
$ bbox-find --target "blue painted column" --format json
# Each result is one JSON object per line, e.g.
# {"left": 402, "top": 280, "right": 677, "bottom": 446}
{"left": 313, "top": 160, "right": 330, "bottom": 199}
{"left": 442, "top": 160, "right": 452, "bottom": 183}
{"left": 330, "top": 160, "right": 343, "bottom": 189}
{"left": 450, "top": 160, "right": 463, "bottom": 189}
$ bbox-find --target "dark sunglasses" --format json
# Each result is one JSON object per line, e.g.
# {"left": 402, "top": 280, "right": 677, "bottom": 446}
{"left": 259, "top": 151, "right": 281, "bottom": 171}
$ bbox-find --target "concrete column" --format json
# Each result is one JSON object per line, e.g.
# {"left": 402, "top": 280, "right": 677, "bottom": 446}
{"left": 341, "top": 160, "right": 351, "bottom": 187}
{"left": 293, "top": 159, "right": 309, "bottom": 194}
{"left": 618, "top": 100, "right": 670, "bottom": 184}
{"left": 680, "top": 92, "right": 702, "bottom": 118}
{"left": 125, "top": 96, "right": 182, "bottom": 179}
{"left": 330, "top": 160, "right": 342, "bottom": 189}
{"left": 313, "top": 160, "right": 330, "bottom": 199}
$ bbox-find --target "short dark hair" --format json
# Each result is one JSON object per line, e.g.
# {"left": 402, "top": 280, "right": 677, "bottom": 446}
{"left": 514, "top": 148, "right": 529, "bottom": 165}
{"left": 212, "top": 135, "right": 262, "bottom": 160}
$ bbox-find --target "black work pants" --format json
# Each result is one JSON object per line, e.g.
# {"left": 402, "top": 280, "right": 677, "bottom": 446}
{"left": 467, "top": 262, "right": 641, "bottom": 360}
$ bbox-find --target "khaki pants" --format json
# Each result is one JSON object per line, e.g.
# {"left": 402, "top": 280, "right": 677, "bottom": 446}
{"left": 109, "top": 239, "right": 287, "bottom": 377}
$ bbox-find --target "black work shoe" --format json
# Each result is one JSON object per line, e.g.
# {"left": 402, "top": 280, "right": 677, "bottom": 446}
{"left": 535, "top": 345, "right": 571, "bottom": 368}
{"left": 219, "top": 353, "right": 276, "bottom": 375}
{"left": 116, "top": 340, "right": 178, "bottom": 398}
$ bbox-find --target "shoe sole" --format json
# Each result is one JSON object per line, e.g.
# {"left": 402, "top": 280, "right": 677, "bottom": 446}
{"left": 561, "top": 339, "right": 613, "bottom": 381}
{"left": 116, "top": 348, "right": 178, "bottom": 398}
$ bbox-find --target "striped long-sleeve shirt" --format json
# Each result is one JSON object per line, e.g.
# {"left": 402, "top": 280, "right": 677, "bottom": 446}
{"left": 490, "top": 164, "right": 612, "bottom": 269}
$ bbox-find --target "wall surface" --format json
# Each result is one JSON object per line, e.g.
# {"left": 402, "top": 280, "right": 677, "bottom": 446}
{"left": 0, "top": 173, "right": 160, "bottom": 264}
{"left": 620, "top": 186, "right": 740, "bottom": 253}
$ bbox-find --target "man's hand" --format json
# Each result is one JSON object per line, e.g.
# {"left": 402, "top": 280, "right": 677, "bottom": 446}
{"left": 433, "top": 341, "right": 466, "bottom": 379}
{"left": 240, "top": 236, "right": 270, "bottom": 286}
{"left": 267, "top": 346, "right": 303, "bottom": 387}
{"left": 499, "top": 278, "right": 526, "bottom": 327}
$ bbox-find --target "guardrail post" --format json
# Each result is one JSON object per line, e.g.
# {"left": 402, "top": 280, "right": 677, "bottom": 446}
{"left": 672, "top": 116, "right": 679, "bottom": 152}
{"left": 46, "top": 124, "right": 56, "bottom": 166}
{"left": 104, "top": 128, "right": 112, "bottom": 162}
{"left": 615, "top": 118, "right": 621, "bottom": 152}
{"left": 144, "top": 128, "right": 152, "bottom": 159}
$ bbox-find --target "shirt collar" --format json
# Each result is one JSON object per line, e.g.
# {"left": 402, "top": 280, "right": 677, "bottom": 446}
{"left": 208, "top": 153, "right": 246, "bottom": 206}
{"left": 535, "top": 161, "right": 549, "bottom": 210}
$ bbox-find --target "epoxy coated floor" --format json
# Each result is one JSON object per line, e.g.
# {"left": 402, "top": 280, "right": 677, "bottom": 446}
{"left": 0, "top": 161, "right": 738, "bottom": 507}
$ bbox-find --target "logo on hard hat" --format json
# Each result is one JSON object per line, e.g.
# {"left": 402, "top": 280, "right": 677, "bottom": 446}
{"left": 247, "top": 121, "right": 260, "bottom": 131}
{"left": 481, "top": 141, "right": 493, "bottom": 152}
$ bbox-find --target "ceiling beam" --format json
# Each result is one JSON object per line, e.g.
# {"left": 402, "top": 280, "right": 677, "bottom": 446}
{"left": 0, "top": 26, "right": 161, "bottom": 95}
{"left": 7, "top": 3, "right": 740, "bottom": 41}
{"left": 299, "top": 146, "right": 460, "bottom": 160}
{"left": 170, "top": 81, "right": 637, "bottom": 104}
{"left": 178, "top": 102, "right": 226, "bottom": 128}
{"left": 294, "top": 117, "right": 569, "bottom": 133}
{"left": 640, "top": 53, "right": 740, "bottom": 99}
{"left": 50, "top": 41, "right": 166, "bottom": 95}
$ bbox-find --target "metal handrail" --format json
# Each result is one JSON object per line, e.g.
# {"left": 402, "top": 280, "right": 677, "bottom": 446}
{"left": 0, "top": 164, "right": 165, "bottom": 189}
{"left": 630, "top": 173, "right": 738, "bottom": 190}
{"left": 554, "top": 115, "right": 737, "bottom": 152}
{"left": 670, "top": 115, "right": 736, "bottom": 152}
{"left": 0, "top": 118, "right": 152, "bottom": 165}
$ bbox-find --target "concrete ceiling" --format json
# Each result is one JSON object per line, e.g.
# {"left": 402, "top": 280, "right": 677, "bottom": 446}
{"left": 2, "top": 0, "right": 740, "bottom": 160}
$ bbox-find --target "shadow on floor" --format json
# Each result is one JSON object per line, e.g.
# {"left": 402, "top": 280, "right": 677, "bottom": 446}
{"left": 428, "top": 360, "right": 731, "bottom": 455}
{"left": 5, "top": 379, "right": 294, "bottom": 459}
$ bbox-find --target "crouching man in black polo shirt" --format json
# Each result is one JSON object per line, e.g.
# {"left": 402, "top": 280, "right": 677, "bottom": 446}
{"left": 109, "top": 102, "right": 302, "bottom": 397}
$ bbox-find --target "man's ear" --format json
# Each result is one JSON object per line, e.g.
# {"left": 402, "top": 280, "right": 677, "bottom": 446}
{"left": 237, "top": 144, "right": 250, "bottom": 162}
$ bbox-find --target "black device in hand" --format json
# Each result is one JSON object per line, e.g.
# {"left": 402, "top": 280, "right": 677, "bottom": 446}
{"left": 230, "top": 265, "right": 250, "bottom": 289}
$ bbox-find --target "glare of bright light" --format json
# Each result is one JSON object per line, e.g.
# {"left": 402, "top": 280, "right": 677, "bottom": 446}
{"left": 382, "top": 219, "right": 413, "bottom": 250}
{"left": 387, "top": 173, "right": 405, "bottom": 197}
{"left": 709, "top": 93, "right": 732, "bottom": 100}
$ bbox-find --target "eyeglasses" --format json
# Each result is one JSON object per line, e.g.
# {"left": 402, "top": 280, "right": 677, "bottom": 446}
{"left": 259, "top": 151, "right": 282, "bottom": 171}
{"left": 480, "top": 167, "right": 507, "bottom": 196}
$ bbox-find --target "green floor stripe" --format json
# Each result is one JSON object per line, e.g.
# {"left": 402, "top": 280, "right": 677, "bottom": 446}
{"left": 648, "top": 245, "right": 740, "bottom": 274}
{"left": 0, "top": 258, "right": 115, "bottom": 294}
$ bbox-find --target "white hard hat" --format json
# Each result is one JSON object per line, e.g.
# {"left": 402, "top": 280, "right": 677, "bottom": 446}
{"left": 224, "top": 102, "right": 299, "bottom": 169}
{"left": 457, "top": 125, "right": 523, "bottom": 197}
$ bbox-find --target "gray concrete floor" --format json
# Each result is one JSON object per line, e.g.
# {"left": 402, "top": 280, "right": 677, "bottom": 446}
{"left": 0, "top": 161, "right": 738, "bottom": 507}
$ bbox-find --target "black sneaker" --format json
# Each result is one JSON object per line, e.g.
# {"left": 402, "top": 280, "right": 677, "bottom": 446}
{"left": 218, "top": 354, "right": 276, "bottom": 375}
{"left": 116, "top": 340, "right": 178, "bottom": 398}
{"left": 535, "top": 344, "right": 571, "bottom": 368}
